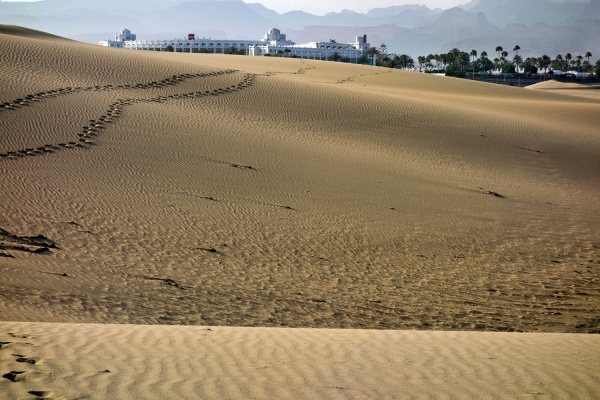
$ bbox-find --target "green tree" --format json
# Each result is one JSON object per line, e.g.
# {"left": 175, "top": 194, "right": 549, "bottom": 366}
{"left": 493, "top": 57, "right": 501, "bottom": 71}
{"left": 513, "top": 45, "right": 520, "bottom": 56}
{"left": 585, "top": 51, "right": 592, "bottom": 65}
{"left": 523, "top": 57, "right": 538, "bottom": 74}
{"left": 583, "top": 61, "right": 591, "bottom": 73}
{"left": 513, "top": 54, "right": 523, "bottom": 73}
{"left": 538, "top": 55, "right": 551, "bottom": 73}
{"left": 329, "top": 39, "right": 337, "bottom": 43}
{"left": 378, "top": 43, "right": 388, "bottom": 58}
{"left": 366, "top": 47, "right": 379, "bottom": 65}
{"left": 165, "top": 45, "right": 174, "bottom": 52}
{"left": 565, "top": 53, "right": 572, "bottom": 70}
{"left": 328, "top": 52, "right": 341, "bottom": 62}
{"left": 417, "top": 55, "right": 426, "bottom": 71}
{"left": 495, "top": 46, "right": 503, "bottom": 60}
{"left": 283, "top": 48, "right": 291, "bottom": 57}
{"left": 552, "top": 54, "right": 564, "bottom": 71}
{"left": 397, "top": 54, "right": 414, "bottom": 69}
{"left": 501, "top": 63, "right": 516, "bottom": 74}
{"left": 439, "top": 53, "right": 448, "bottom": 69}
{"left": 357, "top": 55, "right": 370, "bottom": 64}
{"left": 225, "top": 46, "right": 244, "bottom": 55}
{"left": 470, "top": 49, "right": 477, "bottom": 63}
{"left": 576, "top": 55, "right": 583, "bottom": 72}
{"left": 595, "top": 60, "right": 600, "bottom": 77}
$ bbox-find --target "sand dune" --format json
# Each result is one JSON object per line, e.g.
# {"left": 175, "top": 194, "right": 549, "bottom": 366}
{"left": 2, "top": 23, "right": 600, "bottom": 399}
{"left": 1, "top": 322, "right": 600, "bottom": 399}
{"left": 1, "top": 25, "right": 599, "bottom": 332}
{"left": 528, "top": 79, "right": 600, "bottom": 100}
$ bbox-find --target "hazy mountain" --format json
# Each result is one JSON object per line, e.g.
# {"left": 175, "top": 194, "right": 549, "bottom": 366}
{"left": 467, "top": 0, "right": 587, "bottom": 27}
{"left": 285, "top": 24, "right": 408, "bottom": 46}
{"left": 0, "top": 0, "right": 276, "bottom": 39}
{"left": 246, "top": 3, "right": 441, "bottom": 30}
{"left": 415, "top": 7, "right": 491, "bottom": 38}
{"left": 442, "top": 19, "right": 600, "bottom": 58}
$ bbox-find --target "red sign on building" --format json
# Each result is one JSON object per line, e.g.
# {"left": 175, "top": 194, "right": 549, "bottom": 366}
{"left": 188, "top": 34, "right": 195, "bottom": 40}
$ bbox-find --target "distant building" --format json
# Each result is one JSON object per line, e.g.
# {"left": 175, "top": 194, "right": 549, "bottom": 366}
{"left": 98, "top": 28, "right": 370, "bottom": 61}
{"left": 249, "top": 32, "right": 369, "bottom": 61}
{"left": 99, "top": 29, "right": 136, "bottom": 48}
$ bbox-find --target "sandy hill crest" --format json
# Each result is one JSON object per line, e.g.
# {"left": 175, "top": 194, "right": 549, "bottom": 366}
{"left": 0, "top": 26, "right": 599, "bottom": 334}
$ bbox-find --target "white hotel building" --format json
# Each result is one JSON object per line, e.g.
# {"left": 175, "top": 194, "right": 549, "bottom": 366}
{"left": 99, "top": 28, "right": 370, "bottom": 61}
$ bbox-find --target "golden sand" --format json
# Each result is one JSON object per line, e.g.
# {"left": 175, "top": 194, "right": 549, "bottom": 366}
{"left": 1, "top": 322, "right": 599, "bottom": 399}
{"left": 0, "top": 25, "right": 599, "bottom": 398}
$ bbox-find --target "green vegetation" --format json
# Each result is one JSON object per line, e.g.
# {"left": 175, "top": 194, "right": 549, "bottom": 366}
{"left": 399, "top": 44, "right": 597, "bottom": 78}
{"left": 225, "top": 46, "right": 244, "bottom": 55}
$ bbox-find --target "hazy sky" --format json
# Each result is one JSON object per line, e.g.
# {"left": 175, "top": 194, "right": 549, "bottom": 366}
{"left": 252, "top": 1, "right": 467, "bottom": 15}
{"left": 3, "top": 0, "right": 469, "bottom": 15}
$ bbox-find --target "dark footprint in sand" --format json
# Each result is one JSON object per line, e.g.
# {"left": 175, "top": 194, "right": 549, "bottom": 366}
{"left": 16, "top": 357, "right": 39, "bottom": 364}
{"left": 29, "top": 390, "right": 54, "bottom": 398}
{"left": 9, "top": 333, "right": 30, "bottom": 339}
{"left": 3, "top": 371, "right": 28, "bottom": 382}
{"left": 0, "top": 341, "right": 13, "bottom": 349}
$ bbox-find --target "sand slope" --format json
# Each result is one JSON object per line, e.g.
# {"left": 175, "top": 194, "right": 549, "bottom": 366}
{"left": 527, "top": 80, "right": 600, "bottom": 100}
{"left": 1, "top": 321, "right": 600, "bottom": 399}
{"left": 1, "top": 26, "right": 599, "bottom": 332}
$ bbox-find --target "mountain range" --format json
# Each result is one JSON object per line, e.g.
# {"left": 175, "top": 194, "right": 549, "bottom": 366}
{"left": 0, "top": 0, "right": 598, "bottom": 59}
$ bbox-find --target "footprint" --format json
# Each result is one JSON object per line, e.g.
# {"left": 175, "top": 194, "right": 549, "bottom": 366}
{"left": 16, "top": 356, "right": 39, "bottom": 364}
{"left": 0, "top": 341, "right": 13, "bottom": 349}
{"left": 2, "top": 370, "right": 29, "bottom": 382}
{"left": 29, "top": 390, "right": 54, "bottom": 398}
{"left": 8, "top": 333, "right": 30, "bottom": 338}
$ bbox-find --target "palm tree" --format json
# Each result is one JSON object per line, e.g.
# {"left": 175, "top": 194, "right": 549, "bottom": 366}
{"left": 440, "top": 54, "right": 448, "bottom": 69}
{"left": 480, "top": 51, "right": 488, "bottom": 59}
{"left": 585, "top": 51, "right": 592, "bottom": 65}
{"left": 536, "top": 56, "right": 550, "bottom": 74}
{"left": 329, "top": 39, "right": 337, "bottom": 43}
{"left": 576, "top": 55, "right": 583, "bottom": 72}
{"left": 417, "top": 55, "right": 426, "bottom": 71}
{"left": 501, "top": 50, "right": 508, "bottom": 59}
{"left": 470, "top": 49, "right": 477, "bottom": 63}
{"left": 434, "top": 54, "right": 441, "bottom": 70}
{"left": 283, "top": 48, "right": 291, "bottom": 57}
{"left": 366, "top": 47, "right": 379, "bottom": 65}
{"left": 495, "top": 46, "right": 503, "bottom": 60}
{"left": 554, "top": 54, "right": 564, "bottom": 71}
{"left": 379, "top": 44, "right": 388, "bottom": 57}
{"left": 513, "top": 54, "right": 523, "bottom": 73}
{"left": 426, "top": 54, "right": 435, "bottom": 65}
{"left": 513, "top": 45, "right": 521, "bottom": 57}
{"left": 565, "top": 53, "right": 572, "bottom": 71}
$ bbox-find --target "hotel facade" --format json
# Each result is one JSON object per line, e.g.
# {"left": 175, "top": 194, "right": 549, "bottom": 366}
{"left": 99, "top": 28, "right": 370, "bottom": 61}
